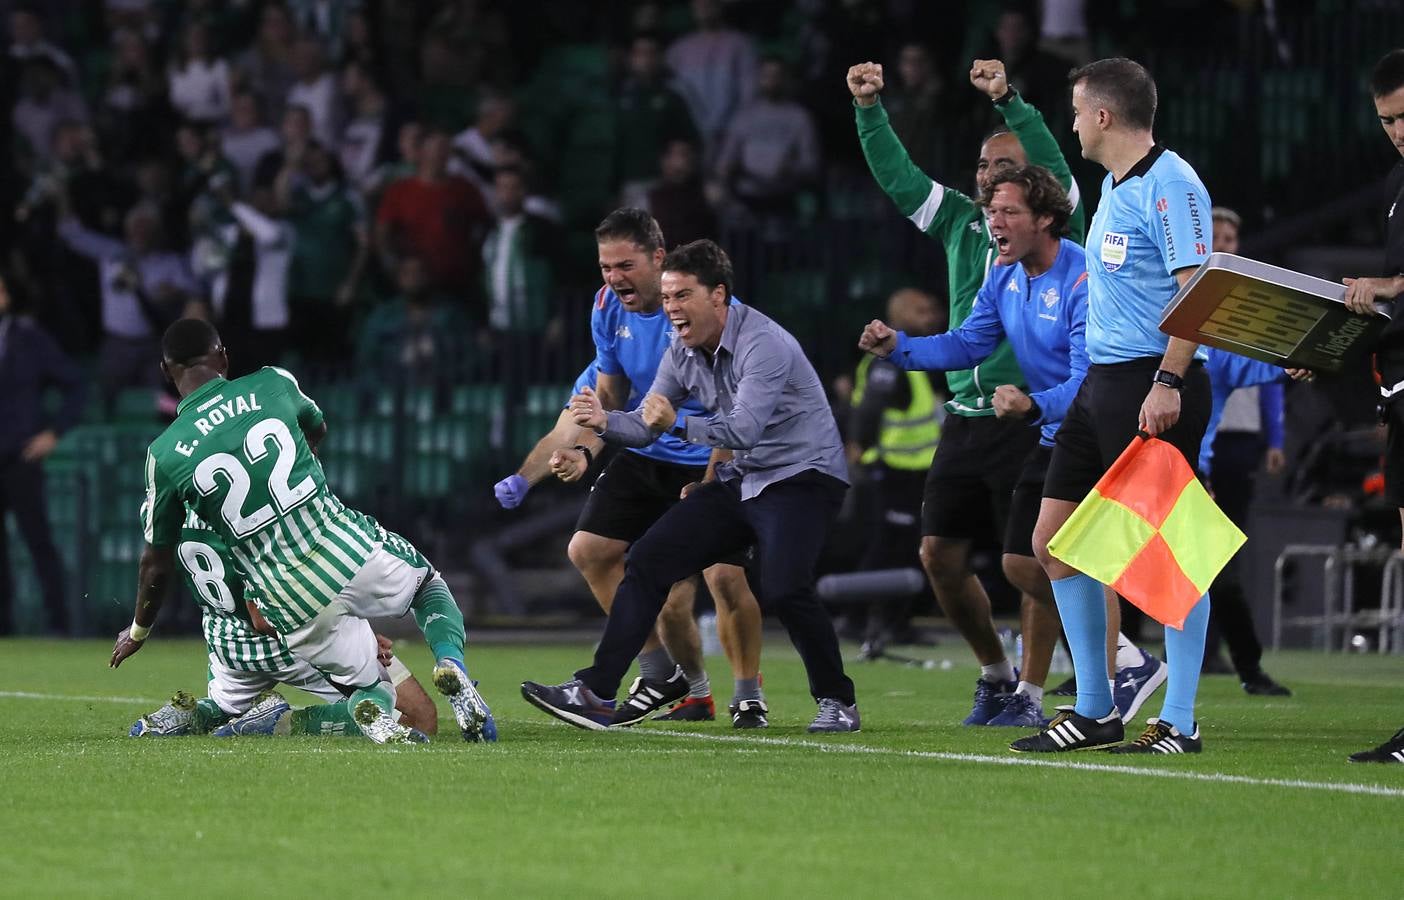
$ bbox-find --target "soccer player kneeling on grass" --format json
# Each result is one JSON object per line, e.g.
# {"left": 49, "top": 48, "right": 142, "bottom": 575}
{"left": 110, "top": 319, "right": 493, "bottom": 745}
{"left": 128, "top": 508, "right": 437, "bottom": 739}
{"left": 1014, "top": 58, "right": 1214, "bottom": 755}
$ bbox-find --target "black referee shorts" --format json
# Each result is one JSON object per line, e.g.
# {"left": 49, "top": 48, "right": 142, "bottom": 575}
{"left": 1382, "top": 394, "right": 1404, "bottom": 507}
{"left": 921, "top": 413, "right": 1042, "bottom": 542}
{"left": 1043, "top": 358, "right": 1210, "bottom": 503}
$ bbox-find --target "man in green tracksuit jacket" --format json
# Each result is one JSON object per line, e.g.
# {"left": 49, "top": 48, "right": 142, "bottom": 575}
{"left": 849, "top": 58, "right": 1087, "bottom": 725}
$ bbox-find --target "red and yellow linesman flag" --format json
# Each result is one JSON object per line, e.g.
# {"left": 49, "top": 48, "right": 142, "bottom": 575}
{"left": 1046, "top": 435, "right": 1245, "bottom": 630}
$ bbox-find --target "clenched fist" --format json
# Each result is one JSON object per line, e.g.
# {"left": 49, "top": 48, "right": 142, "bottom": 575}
{"left": 642, "top": 393, "right": 677, "bottom": 433}
{"left": 846, "top": 62, "right": 884, "bottom": 107}
{"left": 970, "top": 59, "right": 1010, "bottom": 101}
{"left": 858, "top": 319, "right": 898, "bottom": 357}
{"left": 549, "top": 447, "right": 589, "bottom": 483}
{"left": 570, "top": 386, "right": 607, "bottom": 431}
{"left": 992, "top": 384, "right": 1033, "bottom": 420}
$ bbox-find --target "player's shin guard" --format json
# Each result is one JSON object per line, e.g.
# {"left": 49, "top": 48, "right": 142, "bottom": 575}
{"left": 1050, "top": 573, "right": 1114, "bottom": 719}
{"left": 411, "top": 575, "right": 466, "bottom": 664}
{"left": 1158, "top": 593, "right": 1210, "bottom": 733}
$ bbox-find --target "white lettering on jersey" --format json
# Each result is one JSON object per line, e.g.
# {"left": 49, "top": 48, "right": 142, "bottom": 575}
{"left": 192, "top": 394, "right": 265, "bottom": 436}
{"left": 1101, "top": 232, "right": 1128, "bottom": 272}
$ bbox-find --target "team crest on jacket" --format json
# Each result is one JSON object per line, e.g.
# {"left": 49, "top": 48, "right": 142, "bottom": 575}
{"left": 1101, "top": 232, "right": 1128, "bottom": 272}
{"left": 1041, "top": 286, "right": 1060, "bottom": 308}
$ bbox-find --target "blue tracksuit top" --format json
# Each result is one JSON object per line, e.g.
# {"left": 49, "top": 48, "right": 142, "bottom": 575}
{"left": 589, "top": 285, "right": 711, "bottom": 466}
{"left": 888, "top": 237, "right": 1089, "bottom": 446}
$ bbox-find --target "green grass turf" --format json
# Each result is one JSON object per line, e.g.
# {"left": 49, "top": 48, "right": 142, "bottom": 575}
{"left": 2, "top": 638, "right": 1402, "bottom": 898}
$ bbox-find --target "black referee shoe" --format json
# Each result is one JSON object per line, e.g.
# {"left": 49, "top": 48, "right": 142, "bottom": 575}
{"left": 1349, "top": 726, "right": 1404, "bottom": 763}
{"left": 1009, "top": 706, "right": 1123, "bottom": 753}
{"left": 1108, "top": 718, "right": 1202, "bottom": 755}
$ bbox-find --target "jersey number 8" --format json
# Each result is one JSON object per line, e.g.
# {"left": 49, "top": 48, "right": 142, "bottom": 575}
{"left": 178, "top": 540, "right": 236, "bottom": 613}
{"left": 193, "top": 418, "right": 316, "bottom": 539}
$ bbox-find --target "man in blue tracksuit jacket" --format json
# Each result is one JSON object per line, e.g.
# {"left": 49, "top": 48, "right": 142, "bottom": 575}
{"left": 859, "top": 164, "right": 1087, "bottom": 727}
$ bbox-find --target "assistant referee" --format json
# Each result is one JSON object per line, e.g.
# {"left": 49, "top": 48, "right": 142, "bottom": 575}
{"left": 1013, "top": 58, "right": 1214, "bottom": 756}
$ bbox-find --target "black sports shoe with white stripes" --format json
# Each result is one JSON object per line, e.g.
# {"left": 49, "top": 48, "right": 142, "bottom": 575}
{"left": 1108, "top": 718, "right": 1202, "bottom": 754}
{"left": 609, "top": 666, "right": 689, "bottom": 727}
{"left": 1348, "top": 726, "right": 1404, "bottom": 763}
{"left": 1009, "top": 706, "right": 1123, "bottom": 753}
{"left": 729, "top": 698, "right": 769, "bottom": 729}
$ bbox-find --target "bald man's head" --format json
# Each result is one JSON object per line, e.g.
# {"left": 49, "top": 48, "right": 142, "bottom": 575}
{"left": 887, "top": 288, "right": 944, "bottom": 337}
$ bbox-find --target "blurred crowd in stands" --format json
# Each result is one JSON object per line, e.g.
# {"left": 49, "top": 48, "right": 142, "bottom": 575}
{"left": 4, "top": 0, "right": 1404, "bottom": 634}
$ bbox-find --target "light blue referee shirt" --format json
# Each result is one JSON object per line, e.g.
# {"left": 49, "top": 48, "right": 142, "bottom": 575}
{"left": 1084, "top": 145, "right": 1212, "bottom": 364}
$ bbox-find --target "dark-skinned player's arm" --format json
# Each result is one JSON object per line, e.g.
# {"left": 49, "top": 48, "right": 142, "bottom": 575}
{"left": 303, "top": 419, "right": 328, "bottom": 455}
{"left": 110, "top": 542, "right": 175, "bottom": 668}
{"left": 113, "top": 452, "right": 185, "bottom": 667}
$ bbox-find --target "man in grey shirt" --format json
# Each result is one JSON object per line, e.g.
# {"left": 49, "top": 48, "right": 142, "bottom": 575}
{"left": 521, "top": 240, "right": 860, "bottom": 733}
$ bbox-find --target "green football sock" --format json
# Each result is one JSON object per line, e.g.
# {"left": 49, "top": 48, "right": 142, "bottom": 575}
{"left": 288, "top": 701, "right": 361, "bottom": 736}
{"left": 350, "top": 681, "right": 396, "bottom": 717}
{"left": 410, "top": 576, "right": 465, "bottom": 665}
{"left": 192, "top": 698, "right": 231, "bottom": 734}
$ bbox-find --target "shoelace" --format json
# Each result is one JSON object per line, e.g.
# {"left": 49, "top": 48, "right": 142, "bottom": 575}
{"left": 1131, "top": 723, "right": 1171, "bottom": 747}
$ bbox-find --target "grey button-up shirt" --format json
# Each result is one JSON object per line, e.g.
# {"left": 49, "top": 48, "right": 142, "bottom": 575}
{"left": 602, "top": 303, "right": 848, "bottom": 500}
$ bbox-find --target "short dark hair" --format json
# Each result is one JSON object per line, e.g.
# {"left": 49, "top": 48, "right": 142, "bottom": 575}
{"left": 979, "top": 165, "right": 1072, "bottom": 238}
{"left": 1068, "top": 57, "right": 1157, "bottom": 131}
{"left": 661, "top": 240, "right": 734, "bottom": 302}
{"left": 1370, "top": 49, "right": 1404, "bottom": 98}
{"left": 595, "top": 208, "right": 665, "bottom": 253}
{"left": 162, "top": 318, "right": 222, "bottom": 366}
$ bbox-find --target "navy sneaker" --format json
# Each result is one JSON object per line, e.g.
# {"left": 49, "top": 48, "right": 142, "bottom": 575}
{"left": 986, "top": 691, "right": 1049, "bottom": 728}
{"left": 1009, "top": 706, "right": 1123, "bottom": 753}
{"left": 521, "top": 678, "right": 615, "bottom": 731}
{"left": 807, "top": 698, "right": 861, "bottom": 733}
{"left": 1349, "top": 727, "right": 1404, "bottom": 763}
{"left": 1113, "top": 648, "right": 1167, "bottom": 723}
{"left": 1108, "top": 718, "right": 1202, "bottom": 754}
{"left": 963, "top": 677, "right": 1017, "bottom": 725}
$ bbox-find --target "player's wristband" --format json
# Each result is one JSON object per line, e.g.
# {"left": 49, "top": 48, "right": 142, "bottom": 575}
{"left": 1026, "top": 398, "right": 1043, "bottom": 422}
{"left": 573, "top": 444, "right": 594, "bottom": 467}
{"left": 129, "top": 621, "right": 151, "bottom": 641}
{"left": 993, "top": 87, "right": 1017, "bottom": 106}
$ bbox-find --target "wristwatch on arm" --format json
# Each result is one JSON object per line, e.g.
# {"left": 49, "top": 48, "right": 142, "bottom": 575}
{"left": 1152, "top": 369, "right": 1184, "bottom": 390}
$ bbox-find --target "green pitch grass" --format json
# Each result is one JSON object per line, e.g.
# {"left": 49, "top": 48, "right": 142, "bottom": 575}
{"left": 2, "top": 638, "right": 1402, "bottom": 899}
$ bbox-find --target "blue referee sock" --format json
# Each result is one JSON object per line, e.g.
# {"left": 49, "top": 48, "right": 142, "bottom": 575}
{"left": 1050, "top": 573, "right": 1114, "bottom": 719}
{"left": 1159, "top": 593, "right": 1211, "bottom": 733}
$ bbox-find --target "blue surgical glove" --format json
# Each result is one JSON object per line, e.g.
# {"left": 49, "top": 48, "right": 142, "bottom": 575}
{"left": 494, "top": 474, "right": 529, "bottom": 509}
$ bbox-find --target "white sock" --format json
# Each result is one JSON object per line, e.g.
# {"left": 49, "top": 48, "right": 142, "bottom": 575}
{"left": 1014, "top": 681, "right": 1043, "bottom": 705}
{"left": 1108, "top": 677, "right": 1117, "bottom": 695}
{"left": 981, "top": 659, "right": 1016, "bottom": 684}
{"left": 1115, "top": 633, "right": 1143, "bottom": 670}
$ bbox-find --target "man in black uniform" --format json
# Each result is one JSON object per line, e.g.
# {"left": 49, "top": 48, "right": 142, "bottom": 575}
{"left": 1347, "top": 49, "right": 1404, "bottom": 764}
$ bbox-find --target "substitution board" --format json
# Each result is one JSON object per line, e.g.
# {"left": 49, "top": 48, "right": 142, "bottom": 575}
{"left": 1159, "top": 252, "right": 1389, "bottom": 373}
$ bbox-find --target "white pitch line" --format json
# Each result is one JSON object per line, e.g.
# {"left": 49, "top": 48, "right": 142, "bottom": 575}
{"left": 5, "top": 690, "right": 1403, "bottom": 797}
{"left": 649, "top": 728, "right": 1404, "bottom": 799}
{"left": 0, "top": 690, "right": 159, "bottom": 705}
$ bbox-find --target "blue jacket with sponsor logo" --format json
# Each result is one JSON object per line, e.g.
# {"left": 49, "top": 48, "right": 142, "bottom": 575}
{"left": 888, "top": 238, "right": 1089, "bottom": 446}
{"left": 589, "top": 286, "right": 710, "bottom": 466}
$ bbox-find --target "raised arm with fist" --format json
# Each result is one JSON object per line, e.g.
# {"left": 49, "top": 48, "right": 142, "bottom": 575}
{"left": 569, "top": 386, "right": 607, "bottom": 431}
{"left": 846, "top": 62, "right": 884, "bottom": 107}
{"left": 641, "top": 393, "right": 677, "bottom": 433}
{"left": 969, "top": 59, "right": 1011, "bottom": 101}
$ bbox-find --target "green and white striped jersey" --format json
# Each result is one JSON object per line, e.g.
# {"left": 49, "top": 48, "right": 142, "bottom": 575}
{"left": 176, "top": 509, "right": 297, "bottom": 672}
{"left": 143, "top": 366, "right": 382, "bottom": 632}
